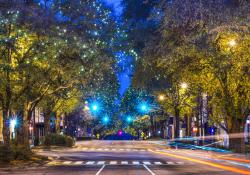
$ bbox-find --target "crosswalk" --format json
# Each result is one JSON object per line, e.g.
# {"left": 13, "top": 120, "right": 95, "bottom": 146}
{"left": 47, "top": 160, "right": 189, "bottom": 166}
{"left": 78, "top": 147, "right": 148, "bottom": 152}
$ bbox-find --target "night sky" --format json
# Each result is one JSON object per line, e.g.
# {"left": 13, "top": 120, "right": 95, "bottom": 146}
{"left": 104, "top": 0, "right": 132, "bottom": 96}
{"left": 105, "top": 0, "right": 123, "bottom": 15}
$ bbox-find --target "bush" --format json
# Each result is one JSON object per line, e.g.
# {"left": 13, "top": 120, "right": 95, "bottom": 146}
{"left": 44, "top": 134, "right": 75, "bottom": 147}
{"left": 65, "top": 136, "right": 74, "bottom": 147}
{"left": 12, "top": 145, "right": 32, "bottom": 160}
{"left": 0, "top": 144, "right": 32, "bottom": 162}
{"left": 0, "top": 145, "right": 13, "bottom": 162}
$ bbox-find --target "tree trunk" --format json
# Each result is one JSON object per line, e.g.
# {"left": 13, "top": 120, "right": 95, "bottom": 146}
{"left": 0, "top": 110, "right": 3, "bottom": 142}
{"left": 228, "top": 119, "right": 245, "bottom": 153}
{"left": 22, "top": 104, "right": 30, "bottom": 149}
{"left": 44, "top": 112, "right": 51, "bottom": 136}
{"left": 2, "top": 109, "right": 10, "bottom": 148}
{"left": 55, "top": 112, "right": 61, "bottom": 134}
{"left": 174, "top": 108, "right": 180, "bottom": 138}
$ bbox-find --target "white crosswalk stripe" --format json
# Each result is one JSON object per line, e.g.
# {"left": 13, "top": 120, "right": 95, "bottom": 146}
{"left": 143, "top": 161, "right": 151, "bottom": 165}
{"left": 86, "top": 161, "right": 95, "bottom": 165}
{"left": 132, "top": 161, "right": 140, "bottom": 165}
{"left": 63, "top": 161, "right": 72, "bottom": 165}
{"left": 74, "top": 161, "right": 83, "bottom": 165}
{"left": 166, "top": 161, "right": 175, "bottom": 165}
{"left": 110, "top": 161, "right": 117, "bottom": 165}
{"left": 176, "top": 162, "right": 185, "bottom": 165}
{"left": 121, "top": 161, "right": 128, "bottom": 165}
{"left": 97, "top": 161, "right": 105, "bottom": 165}
{"left": 154, "top": 162, "right": 162, "bottom": 165}
{"left": 48, "top": 160, "right": 185, "bottom": 166}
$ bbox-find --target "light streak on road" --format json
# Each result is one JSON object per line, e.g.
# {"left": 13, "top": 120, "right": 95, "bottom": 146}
{"left": 150, "top": 150, "right": 250, "bottom": 175}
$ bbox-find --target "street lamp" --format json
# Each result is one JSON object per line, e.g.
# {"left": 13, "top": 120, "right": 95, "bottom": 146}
{"left": 10, "top": 119, "right": 17, "bottom": 128}
{"left": 229, "top": 39, "right": 236, "bottom": 47}
{"left": 10, "top": 119, "right": 17, "bottom": 139}
{"left": 180, "top": 82, "right": 188, "bottom": 89}
{"left": 103, "top": 116, "right": 109, "bottom": 123}
{"left": 158, "top": 94, "right": 165, "bottom": 101}
{"left": 126, "top": 116, "right": 132, "bottom": 122}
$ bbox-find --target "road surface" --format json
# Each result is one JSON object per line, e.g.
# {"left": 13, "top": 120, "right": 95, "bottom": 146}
{"left": 0, "top": 140, "right": 249, "bottom": 175}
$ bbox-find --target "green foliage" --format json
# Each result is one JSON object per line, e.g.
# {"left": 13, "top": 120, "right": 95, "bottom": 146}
{"left": 44, "top": 134, "right": 75, "bottom": 147}
{"left": 131, "top": 0, "right": 249, "bottom": 140}
{"left": 0, "top": 145, "right": 13, "bottom": 162}
{"left": 0, "top": 144, "right": 32, "bottom": 162}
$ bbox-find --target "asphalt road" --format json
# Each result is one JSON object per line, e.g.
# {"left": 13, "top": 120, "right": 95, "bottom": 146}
{"left": 0, "top": 140, "right": 249, "bottom": 175}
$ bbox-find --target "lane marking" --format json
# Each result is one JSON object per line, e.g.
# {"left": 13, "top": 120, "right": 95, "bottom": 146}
{"left": 154, "top": 162, "right": 162, "bottom": 165}
{"left": 143, "top": 164, "right": 155, "bottom": 175}
{"left": 176, "top": 162, "right": 184, "bottom": 165}
{"left": 143, "top": 161, "right": 151, "bottom": 165}
{"left": 96, "top": 165, "right": 106, "bottom": 175}
{"left": 166, "top": 161, "right": 174, "bottom": 165}
{"left": 86, "top": 161, "right": 95, "bottom": 165}
{"left": 151, "top": 150, "right": 250, "bottom": 175}
{"left": 132, "top": 161, "right": 140, "bottom": 165}
{"left": 97, "top": 161, "right": 105, "bottom": 165}
{"left": 74, "top": 161, "right": 83, "bottom": 165}
{"left": 63, "top": 161, "right": 72, "bottom": 165}
{"left": 121, "top": 161, "right": 128, "bottom": 165}
{"left": 110, "top": 161, "right": 117, "bottom": 165}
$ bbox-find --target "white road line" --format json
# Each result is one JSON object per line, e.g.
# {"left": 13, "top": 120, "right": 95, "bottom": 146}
{"left": 111, "top": 149, "right": 116, "bottom": 151}
{"left": 74, "top": 161, "right": 83, "bottom": 165}
{"left": 96, "top": 165, "right": 106, "bottom": 175}
{"left": 166, "top": 161, "right": 175, "bottom": 165}
{"left": 143, "top": 164, "right": 155, "bottom": 175}
{"left": 132, "top": 161, "right": 140, "bottom": 165}
{"left": 140, "top": 149, "right": 146, "bottom": 151}
{"left": 119, "top": 149, "right": 124, "bottom": 151}
{"left": 110, "top": 161, "right": 117, "bottom": 165}
{"left": 176, "top": 162, "right": 184, "bottom": 165}
{"left": 104, "top": 148, "right": 109, "bottom": 151}
{"left": 97, "top": 161, "right": 105, "bottom": 165}
{"left": 121, "top": 161, "right": 128, "bottom": 165}
{"left": 154, "top": 162, "right": 162, "bottom": 165}
{"left": 143, "top": 161, "right": 151, "bottom": 165}
{"left": 126, "top": 149, "right": 131, "bottom": 151}
{"left": 86, "top": 161, "right": 95, "bottom": 165}
{"left": 63, "top": 161, "right": 72, "bottom": 165}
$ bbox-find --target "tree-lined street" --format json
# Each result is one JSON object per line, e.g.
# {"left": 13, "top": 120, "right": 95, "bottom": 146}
{"left": 0, "top": 0, "right": 249, "bottom": 174}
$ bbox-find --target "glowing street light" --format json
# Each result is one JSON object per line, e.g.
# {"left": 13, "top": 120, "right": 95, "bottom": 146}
{"left": 229, "top": 39, "right": 236, "bottom": 47}
{"left": 180, "top": 82, "right": 188, "bottom": 89}
{"left": 141, "top": 105, "right": 147, "bottom": 111}
{"left": 158, "top": 94, "right": 165, "bottom": 101}
{"left": 10, "top": 119, "right": 17, "bottom": 128}
{"left": 127, "top": 116, "right": 132, "bottom": 122}
{"left": 103, "top": 116, "right": 109, "bottom": 123}
{"left": 90, "top": 102, "right": 100, "bottom": 113}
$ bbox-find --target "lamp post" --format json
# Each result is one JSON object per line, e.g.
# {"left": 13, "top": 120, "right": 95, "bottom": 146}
{"left": 10, "top": 119, "right": 17, "bottom": 139}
